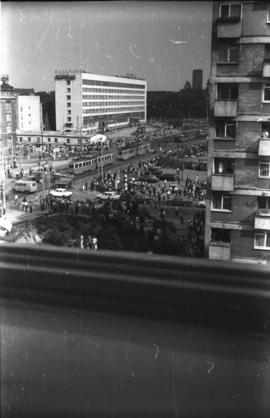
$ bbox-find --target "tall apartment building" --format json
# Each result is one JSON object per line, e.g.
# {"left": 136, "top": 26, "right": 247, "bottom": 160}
{"left": 55, "top": 70, "right": 147, "bottom": 133}
{"left": 205, "top": 2, "right": 270, "bottom": 264}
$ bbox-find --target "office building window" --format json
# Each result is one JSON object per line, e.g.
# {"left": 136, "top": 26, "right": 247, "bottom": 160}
{"left": 67, "top": 88, "right": 71, "bottom": 93}
{"left": 258, "top": 196, "right": 270, "bottom": 209}
{"left": 259, "top": 161, "right": 270, "bottom": 177}
{"left": 254, "top": 232, "right": 270, "bottom": 249}
{"left": 212, "top": 192, "right": 232, "bottom": 211}
{"left": 263, "top": 84, "right": 270, "bottom": 102}
{"left": 67, "top": 109, "right": 71, "bottom": 114}
{"left": 67, "top": 95, "right": 71, "bottom": 100}
{"left": 219, "top": 3, "right": 242, "bottom": 20}
{"left": 67, "top": 103, "right": 71, "bottom": 108}
{"left": 217, "top": 84, "right": 238, "bottom": 100}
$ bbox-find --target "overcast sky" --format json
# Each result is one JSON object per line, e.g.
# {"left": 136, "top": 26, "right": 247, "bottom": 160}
{"left": 2, "top": 1, "right": 212, "bottom": 92}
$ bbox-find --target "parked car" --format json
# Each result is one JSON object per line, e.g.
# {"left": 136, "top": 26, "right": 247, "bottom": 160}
{"left": 50, "top": 188, "right": 73, "bottom": 198}
{"left": 96, "top": 191, "right": 121, "bottom": 200}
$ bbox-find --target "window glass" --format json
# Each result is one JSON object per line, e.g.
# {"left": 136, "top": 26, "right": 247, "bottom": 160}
{"left": 259, "top": 162, "right": 270, "bottom": 176}
{"left": 255, "top": 233, "right": 265, "bottom": 247}
{"left": 264, "top": 84, "right": 270, "bottom": 101}
{"left": 223, "top": 195, "right": 232, "bottom": 210}
{"left": 220, "top": 4, "right": 229, "bottom": 18}
{"left": 230, "top": 4, "right": 241, "bottom": 18}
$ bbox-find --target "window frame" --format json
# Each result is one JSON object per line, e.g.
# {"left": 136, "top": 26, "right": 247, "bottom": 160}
{"left": 259, "top": 161, "right": 270, "bottom": 178}
{"left": 211, "top": 191, "right": 232, "bottom": 212}
{"left": 254, "top": 231, "right": 270, "bottom": 250}
{"left": 219, "top": 3, "right": 242, "bottom": 20}
{"left": 263, "top": 84, "right": 270, "bottom": 102}
{"left": 217, "top": 83, "right": 239, "bottom": 100}
{"left": 258, "top": 196, "right": 270, "bottom": 210}
{"left": 267, "top": 6, "right": 270, "bottom": 23}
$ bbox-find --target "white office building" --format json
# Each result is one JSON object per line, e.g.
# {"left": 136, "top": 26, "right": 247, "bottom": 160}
{"left": 55, "top": 70, "right": 147, "bottom": 133}
{"left": 17, "top": 95, "right": 41, "bottom": 132}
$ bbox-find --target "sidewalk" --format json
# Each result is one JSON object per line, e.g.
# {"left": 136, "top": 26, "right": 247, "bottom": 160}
{"left": 5, "top": 204, "right": 48, "bottom": 227}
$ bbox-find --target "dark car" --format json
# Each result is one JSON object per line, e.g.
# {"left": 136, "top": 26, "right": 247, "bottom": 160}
{"left": 139, "top": 175, "right": 159, "bottom": 183}
{"left": 159, "top": 172, "right": 176, "bottom": 181}
{"left": 168, "top": 198, "right": 192, "bottom": 207}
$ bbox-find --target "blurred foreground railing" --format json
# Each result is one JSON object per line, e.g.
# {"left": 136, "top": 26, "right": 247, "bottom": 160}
{"left": 1, "top": 244, "right": 270, "bottom": 417}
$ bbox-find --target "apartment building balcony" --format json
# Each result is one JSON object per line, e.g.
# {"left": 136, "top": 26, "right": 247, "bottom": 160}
{"left": 214, "top": 100, "right": 238, "bottom": 117}
{"left": 212, "top": 174, "right": 234, "bottom": 191}
{"left": 258, "top": 138, "right": 270, "bottom": 157}
{"left": 209, "top": 241, "right": 231, "bottom": 260}
{"left": 254, "top": 209, "right": 270, "bottom": 230}
{"left": 263, "top": 59, "right": 270, "bottom": 78}
{"left": 216, "top": 19, "right": 241, "bottom": 39}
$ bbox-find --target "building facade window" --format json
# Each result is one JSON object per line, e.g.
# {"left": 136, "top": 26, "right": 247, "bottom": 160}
{"left": 254, "top": 231, "right": 270, "bottom": 249}
{"left": 212, "top": 191, "right": 232, "bottom": 211}
{"left": 219, "top": 3, "right": 242, "bottom": 20}
{"left": 216, "top": 119, "right": 236, "bottom": 138}
{"left": 259, "top": 161, "right": 270, "bottom": 177}
{"left": 55, "top": 138, "right": 58, "bottom": 143}
{"left": 67, "top": 80, "right": 71, "bottom": 85}
{"left": 258, "top": 196, "right": 270, "bottom": 209}
{"left": 211, "top": 228, "right": 231, "bottom": 243}
{"left": 67, "top": 117, "right": 71, "bottom": 122}
{"left": 67, "top": 103, "right": 71, "bottom": 108}
{"left": 267, "top": 6, "right": 270, "bottom": 23}
{"left": 67, "top": 138, "right": 70, "bottom": 144}
{"left": 261, "top": 122, "right": 270, "bottom": 138}
{"left": 218, "top": 45, "right": 239, "bottom": 63}
{"left": 67, "top": 109, "right": 71, "bottom": 114}
{"left": 67, "top": 95, "right": 71, "bottom": 100}
{"left": 217, "top": 84, "right": 238, "bottom": 100}
{"left": 67, "top": 88, "right": 71, "bottom": 92}
{"left": 214, "top": 158, "right": 234, "bottom": 174}
{"left": 263, "top": 84, "right": 270, "bottom": 102}
{"left": 47, "top": 138, "right": 51, "bottom": 143}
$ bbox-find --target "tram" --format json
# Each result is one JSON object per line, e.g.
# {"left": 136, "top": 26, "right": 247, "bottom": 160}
{"left": 69, "top": 153, "right": 115, "bottom": 175}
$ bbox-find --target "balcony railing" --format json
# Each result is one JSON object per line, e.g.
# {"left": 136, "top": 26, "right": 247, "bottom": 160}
{"left": 214, "top": 100, "right": 238, "bottom": 117}
{"left": 209, "top": 241, "right": 231, "bottom": 261}
{"left": 258, "top": 137, "right": 270, "bottom": 157}
{"left": 216, "top": 20, "right": 242, "bottom": 39}
{"left": 212, "top": 173, "right": 234, "bottom": 191}
{"left": 1, "top": 244, "right": 270, "bottom": 417}
{"left": 255, "top": 209, "right": 270, "bottom": 230}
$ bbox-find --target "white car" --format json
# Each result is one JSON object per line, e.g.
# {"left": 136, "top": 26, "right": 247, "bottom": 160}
{"left": 96, "top": 191, "right": 121, "bottom": 200}
{"left": 50, "top": 188, "right": 73, "bottom": 198}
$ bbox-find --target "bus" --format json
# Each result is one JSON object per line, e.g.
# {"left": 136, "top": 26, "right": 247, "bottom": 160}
{"left": 13, "top": 180, "right": 38, "bottom": 194}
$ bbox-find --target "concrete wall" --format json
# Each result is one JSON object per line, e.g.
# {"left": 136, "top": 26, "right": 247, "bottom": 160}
{"left": 231, "top": 229, "right": 270, "bottom": 261}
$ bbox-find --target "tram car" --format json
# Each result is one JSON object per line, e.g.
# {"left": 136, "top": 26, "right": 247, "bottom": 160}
{"left": 118, "top": 142, "right": 150, "bottom": 160}
{"left": 69, "top": 152, "right": 115, "bottom": 175}
{"left": 117, "top": 146, "right": 137, "bottom": 161}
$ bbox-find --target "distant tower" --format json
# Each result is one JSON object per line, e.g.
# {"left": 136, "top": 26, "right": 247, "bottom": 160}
{"left": 192, "top": 69, "right": 203, "bottom": 90}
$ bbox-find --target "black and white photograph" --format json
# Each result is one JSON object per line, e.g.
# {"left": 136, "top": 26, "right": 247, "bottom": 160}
{"left": 1, "top": 1, "right": 270, "bottom": 417}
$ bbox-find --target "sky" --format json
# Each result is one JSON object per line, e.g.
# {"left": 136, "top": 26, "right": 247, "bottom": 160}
{"left": 1, "top": 1, "right": 213, "bottom": 92}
